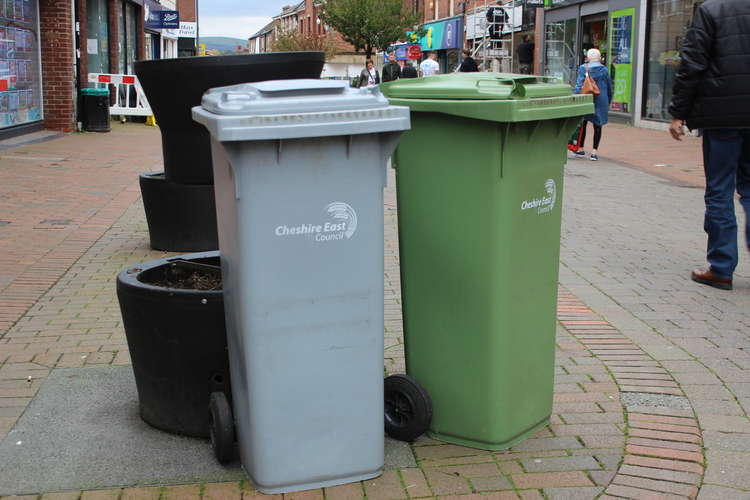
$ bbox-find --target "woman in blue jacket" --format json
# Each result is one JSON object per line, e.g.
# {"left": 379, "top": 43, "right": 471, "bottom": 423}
{"left": 573, "top": 48, "right": 613, "bottom": 161}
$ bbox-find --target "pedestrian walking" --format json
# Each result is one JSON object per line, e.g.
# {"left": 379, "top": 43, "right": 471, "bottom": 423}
{"left": 668, "top": 0, "right": 750, "bottom": 291}
{"left": 419, "top": 52, "right": 440, "bottom": 77}
{"left": 459, "top": 49, "right": 479, "bottom": 72}
{"left": 357, "top": 59, "right": 380, "bottom": 88}
{"left": 382, "top": 52, "right": 401, "bottom": 83}
{"left": 517, "top": 35, "right": 534, "bottom": 74}
{"left": 401, "top": 61, "right": 418, "bottom": 79}
{"left": 572, "top": 48, "right": 612, "bottom": 162}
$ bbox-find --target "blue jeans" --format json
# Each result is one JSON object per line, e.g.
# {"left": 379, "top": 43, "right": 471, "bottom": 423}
{"left": 702, "top": 129, "right": 750, "bottom": 278}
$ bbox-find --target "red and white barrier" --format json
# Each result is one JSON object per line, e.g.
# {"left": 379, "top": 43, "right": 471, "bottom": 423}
{"left": 87, "top": 73, "right": 152, "bottom": 118}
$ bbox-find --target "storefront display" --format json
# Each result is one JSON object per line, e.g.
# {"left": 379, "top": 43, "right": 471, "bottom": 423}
{"left": 414, "top": 16, "right": 463, "bottom": 73}
{"left": 0, "top": 0, "right": 41, "bottom": 130}
{"left": 544, "top": 19, "right": 577, "bottom": 86}
{"left": 87, "top": 0, "right": 109, "bottom": 74}
{"left": 642, "top": 0, "right": 702, "bottom": 122}
{"left": 608, "top": 8, "right": 634, "bottom": 113}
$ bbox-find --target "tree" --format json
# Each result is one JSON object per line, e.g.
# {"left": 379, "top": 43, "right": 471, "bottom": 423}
{"left": 318, "top": 0, "right": 423, "bottom": 59}
{"left": 271, "top": 26, "right": 340, "bottom": 61}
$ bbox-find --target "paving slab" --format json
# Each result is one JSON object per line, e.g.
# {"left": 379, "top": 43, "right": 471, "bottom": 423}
{"left": 0, "top": 365, "right": 242, "bottom": 495}
{"left": 0, "top": 365, "right": 414, "bottom": 495}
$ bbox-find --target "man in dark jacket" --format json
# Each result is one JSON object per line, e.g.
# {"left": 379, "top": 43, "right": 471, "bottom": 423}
{"left": 669, "top": 0, "right": 750, "bottom": 290}
{"left": 382, "top": 52, "right": 401, "bottom": 83}
{"left": 459, "top": 49, "right": 479, "bottom": 72}
{"left": 517, "top": 35, "right": 534, "bottom": 74}
{"left": 401, "top": 61, "right": 418, "bottom": 78}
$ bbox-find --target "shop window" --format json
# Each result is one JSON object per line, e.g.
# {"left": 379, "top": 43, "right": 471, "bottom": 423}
{"left": 87, "top": 0, "right": 110, "bottom": 74}
{"left": 126, "top": 3, "right": 137, "bottom": 73}
{"left": 643, "top": 0, "right": 703, "bottom": 122}
{"left": 544, "top": 19, "right": 577, "bottom": 87}
{"left": 1, "top": 0, "right": 42, "bottom": 129}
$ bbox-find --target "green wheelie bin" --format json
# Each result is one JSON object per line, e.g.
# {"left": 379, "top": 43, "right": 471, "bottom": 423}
{"left": 379, "top": 73, "right": 593, "bottom": 450}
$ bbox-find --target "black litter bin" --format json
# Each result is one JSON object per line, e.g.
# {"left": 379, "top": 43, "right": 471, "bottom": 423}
{"left": 81, "top": 87, "right": 111, "bottom": 132}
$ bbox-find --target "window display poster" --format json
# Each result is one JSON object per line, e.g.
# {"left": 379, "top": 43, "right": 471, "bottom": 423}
{"left": 1, "top": 0, "right": 41, "bottom": 129}
{"left": 609, "top": 8, "right": 635, "bottom": 113}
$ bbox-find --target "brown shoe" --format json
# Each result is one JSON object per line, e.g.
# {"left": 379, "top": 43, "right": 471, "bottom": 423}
{"left": 691, "top": 268, "right": 732, "bottom": 290}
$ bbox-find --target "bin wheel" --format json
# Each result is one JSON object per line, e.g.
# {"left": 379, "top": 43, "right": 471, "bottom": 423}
{"left": 384, "top": 374, "right": 432, "bottom": 442}
{"left": 208, "top": 392, "right": 235, "bottom": 464}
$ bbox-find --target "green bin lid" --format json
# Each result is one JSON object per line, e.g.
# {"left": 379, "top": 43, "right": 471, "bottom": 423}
{"left": 81, "top": 87, "right": 110, "bottom": 96}
{"left": 380, "top": 73, "right": 593, "bottom": 123}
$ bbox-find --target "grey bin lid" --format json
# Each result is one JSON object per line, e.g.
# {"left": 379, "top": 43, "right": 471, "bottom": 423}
{"left": 192, "top": 79, "right": 411, "bottom": 142}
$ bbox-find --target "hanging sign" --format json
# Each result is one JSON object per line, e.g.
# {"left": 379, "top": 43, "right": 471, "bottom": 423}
{"left": 144, "top": 0, "right": 180, "bottom": 30}
{"left": 407, "top": 45, "right": 422, "bottom": 59}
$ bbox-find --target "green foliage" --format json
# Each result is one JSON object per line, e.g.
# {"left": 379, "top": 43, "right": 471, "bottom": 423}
{"left": 271, "top": 27, "right": 340, "bottom": 60}
{"left": 319, "top": 0, "right": 423, "bottom": 58}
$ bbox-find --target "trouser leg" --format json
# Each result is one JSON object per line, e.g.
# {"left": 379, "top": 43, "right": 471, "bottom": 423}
{"left": 579, "top": 121, "right": 588, "bottom": 148}
{"left": 593, "top": 125, "right": 602, "bottom": 149}
{"left": 738, "top": 129, "right": 750, "bottom": 252}
{"left": 702, "top": 129, "right": 742, "bottom": 278}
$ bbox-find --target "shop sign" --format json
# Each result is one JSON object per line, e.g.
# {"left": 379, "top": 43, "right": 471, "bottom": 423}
{"left": 415, "top": 17, "right": 463, "bottom": 51}
{"left": 525, "top": 0, "right": 545, "bottom": 6}
{"left": 384, "top": 44, "right": 423, "bottom": 62}
{"left": 386, "top": 44, "right": 409, "bottom": 61}
{"left": 179, "top": 21, "right": 197, "bottom": 38}
{"left": 144, "top": 0, "right": 179, "bottom": 30}
{"left": 609, "top": 8, "right": 635, "bottom": 113}
{"left": 543, "top": 0, "right": 587, "bottom": 8}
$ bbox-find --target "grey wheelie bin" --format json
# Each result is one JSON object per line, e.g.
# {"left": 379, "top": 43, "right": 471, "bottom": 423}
{"left": 192, "top": 80, "right": 410, "bottom": 494}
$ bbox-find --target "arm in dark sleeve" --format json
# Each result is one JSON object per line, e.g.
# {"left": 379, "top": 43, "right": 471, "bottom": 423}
{"left": 668, "top": 6, "right": 714, "bottom": 119}
{"left": 607, "top": 69, "right": 613, "bottom": 105}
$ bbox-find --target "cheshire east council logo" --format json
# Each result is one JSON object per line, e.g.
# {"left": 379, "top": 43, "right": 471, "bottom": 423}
{"left": 274, "top": 202, "right": 358, "bottom": 242}
{"left": 520, "top": 179, "right": 556, "bottom": 215}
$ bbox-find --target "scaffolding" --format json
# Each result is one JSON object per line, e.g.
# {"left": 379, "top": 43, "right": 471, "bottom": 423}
{"left": 466, "top": 0, "right": 519, "bottom": 72}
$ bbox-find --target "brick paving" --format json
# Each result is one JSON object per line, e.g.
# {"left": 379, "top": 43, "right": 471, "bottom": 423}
{"left": 0, "top": 124, "right": 162, "bottom": 335}
{"left": 0, "top": 123, "right": 733, "bottom": 499}
{"left": 560, "top": 153, "right": 750, "bottom": 499}
{"left": 600, "top": 123, "right": 704, "bottom": 189}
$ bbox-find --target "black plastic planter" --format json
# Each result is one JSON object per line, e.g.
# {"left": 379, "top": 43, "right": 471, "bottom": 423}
{"left": 139, "top": 172, "right": 218, "bottom": 252}
{"left": 134, "top": 52, "right": 326, "bottom": 185}
{"left": 116, "top": 251, "right": 230, "bottom": 438}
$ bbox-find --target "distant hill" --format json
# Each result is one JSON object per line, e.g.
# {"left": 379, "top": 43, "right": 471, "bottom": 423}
{"left": 201, "top": 36, "right": 247, "bottom": 53}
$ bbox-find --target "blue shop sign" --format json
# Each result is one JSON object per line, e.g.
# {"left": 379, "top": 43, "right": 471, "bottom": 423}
{"left": 415, "top": 17, "right": 463, "bottom": 51}
{"left": 144, "top": 0, "right": 180, "bottom": 30}
{"left": 384, "top": 44, "right": 409, "bottom": 61}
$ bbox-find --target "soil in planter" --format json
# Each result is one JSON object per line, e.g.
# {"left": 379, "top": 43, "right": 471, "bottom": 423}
{"left": 142, "top": 266, "right": 223, "bottom": 291}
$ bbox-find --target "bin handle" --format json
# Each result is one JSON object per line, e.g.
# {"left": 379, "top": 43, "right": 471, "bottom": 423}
{"left": 475, "top": 76, "right": 568, "bottom": 99}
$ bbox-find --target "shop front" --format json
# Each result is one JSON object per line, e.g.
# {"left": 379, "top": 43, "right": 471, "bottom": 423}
{"left": 144, "top": 0, "right": 178, "bottom": 60}
{"left": 177, "top": 20, "right": 196, "bottom": 57}
{"left": 1, "top": 0, "right": 42, "bottom": 136}
{"left": 414, "top": 16, "right": 463, "bottom": 73}
{"left": 542, "top": 0, "right": 639, "bottom": 120}
{"left": 83, "top": 0, "right": 143, "bottom": 81}
{"left": 640, "top": 0, "right": 703, "bottom": 124}
{"left": 119, "top": 0, "right": 141, "bottom": 74}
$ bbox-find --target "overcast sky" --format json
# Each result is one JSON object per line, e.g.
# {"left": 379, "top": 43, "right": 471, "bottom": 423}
{"left": 199, "top": 0, "right": 294, "bottom": 40}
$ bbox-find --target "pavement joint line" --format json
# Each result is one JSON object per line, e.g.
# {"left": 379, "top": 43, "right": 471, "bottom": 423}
{"left": 557, "top": 287, "right": 707, "bottom": 499}
{"left": 560, "top": 262, "right": 750, "bottom": 411}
